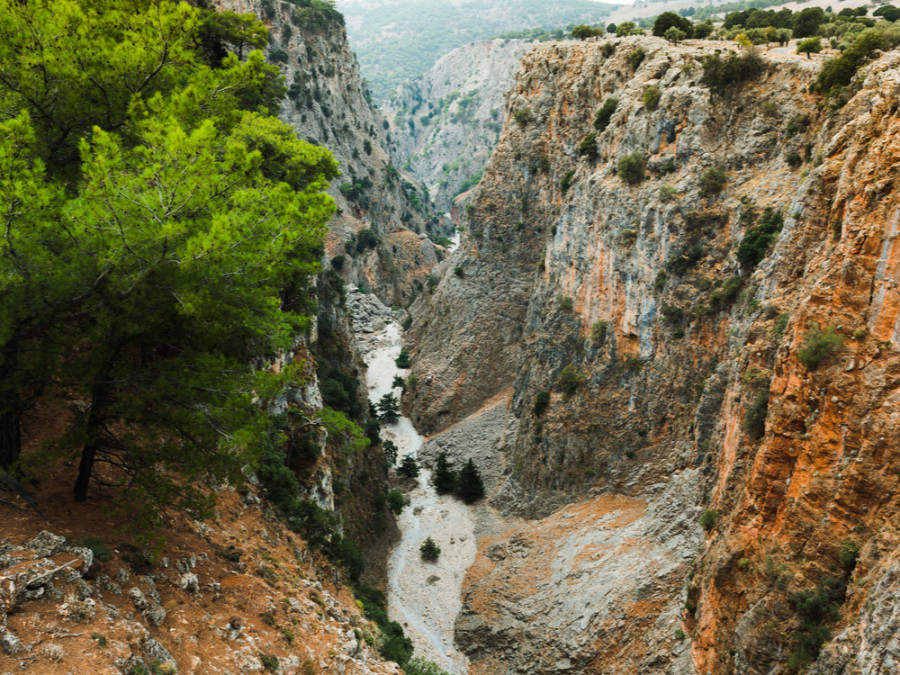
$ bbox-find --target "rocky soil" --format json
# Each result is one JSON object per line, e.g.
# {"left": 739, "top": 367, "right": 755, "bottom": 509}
{"left": 404, "top": 33, "right": 900, "bottom": 674}
{"left": 0, "top": 501, "right": 400, "bottom": 674}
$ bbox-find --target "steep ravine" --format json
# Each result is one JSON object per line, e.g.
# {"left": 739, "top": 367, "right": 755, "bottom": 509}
{"left": 404, "top": 34, "right": 900, "bottom": 675}
{"left": 352, "top": 292, "right": 475, "bottom": 674}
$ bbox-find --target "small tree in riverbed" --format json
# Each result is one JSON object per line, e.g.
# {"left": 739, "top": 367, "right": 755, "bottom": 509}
{"left": 397, "top": 455, "right": 420, "bottom": 478}
{"left": 420, "top": 536, "right": 441, "bottom": 562}
{"left": 382, "top": 439, "right": 398, "bottom": 466}
{"left": 377, "top": 392, "right": 400, "bottom": 424}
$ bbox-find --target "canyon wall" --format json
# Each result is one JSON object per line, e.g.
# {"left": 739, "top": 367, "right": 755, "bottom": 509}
{"left": 220, "top": 0, "right": 448, "bottom": 306}
{"left": 383, "top": 39, "right": 534, "bottom": 212}
{"left": 406, "top": 34, "right": 900, "bottom": 674}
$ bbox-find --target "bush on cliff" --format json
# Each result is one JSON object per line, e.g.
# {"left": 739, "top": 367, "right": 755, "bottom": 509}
{"left": 701, "top": 50, "right": 765, "bottom": 95}
{"left": 557, "top": 364, "right": 586, "bottom": 396}
{"left": 798, "top": 323, "right": 843, "bottom": 370}
{"left": 618, "top": 152, "right": 645, "bottom": 184}
{"left": 594, "top": 97, "right": 619, "bottom": 132}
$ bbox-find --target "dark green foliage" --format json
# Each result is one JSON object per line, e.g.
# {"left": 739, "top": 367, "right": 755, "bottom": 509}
{"left": 737, "top": 208, "right": 783, "bottom": 268}
{"left": 393, "top": 375, "right": 405, "bottom": 389}
{"left": 420, "top": 536, "right": 441, "bottom": 562}
{"left": 874, "top": 5, "right": 900, "bottom": 21}
{"left": 404, "top": 658, "right": 453, "bottom": 675}
{"left": 701, "top": 50, "right": 765, "bottom": 95}
{"left": 708, "top": 276, "right": 744, "bottom": 308}
{"left": 571, "top": 24, "right": 604, "bottom": 39}
{"left": 533, "top": 390, "right": 551, "bottom": 416}
{"left": 260, "top": 653, "right": 279, "bottom": 671}
{"left": 593, "top": 97, "right": 619, "bottom": 132}
{"left": 667, "top": 246, "right": 704, "bottom": 275}
{"left": 618, "top": 152, "right": 645, "bottom": 184}
{"left": 792, "top": 6, "right": 826, "bottom": 38}
{"left": 838, "top": 540, "right": 859, "bottom": 571}
{"left": 454, "top": 265, "right": 464, "bottom": 278}
{"left": 643, "top": 86, "right": 661, "bottom": 111}
{"left": 630, "top": 47, "right": 646, "bottom": 70}
{"left": 743, "top": 390, "right": 769, "bottom": 439}
{"left": 383, "top": 440, "right": 398, "bottom": 466}
{"left": 377, "top": 393, "right": 400, "bottom": 424}
{"left": 578, "top": 132, "right": 598, "bottom": 159}
{"left": 432, "top": 452, "right": 457, "bottom": 495}
{"left": 269, "top": 48, "right": 289, "bottom": 63}
{"left": 661, "top": 302, "right": 684, "bottom": 325}
{"left": 772, "top": 313, "right": 790, "bottom": 342}
{"left": 817, "top": 28, "right": 900, "bottom": 93}
{"left": 692, "top": 21, "right": 714, "bottom": 39}
{"left": 77, "top": 536, "right": 114, "bottom": 563}
{"left": 397, "top": 455, "right": 420, "bottom": 478}
{"left": 796, "top": 37, "right": 822, "bottom": 58}
{"left": 700, "top": 509, "right": 719, "bottom": 531}
{"left": 513, "top": 106, "right": 533, "bottom": 126}
{"left": 788, "top": 577, "right": 848, "bottom": 669}
{"left": 320, "top": 369, "right": 363, "bottom": 418}
{"left": 331, "top": 255, "right": 345, "bottom": 270}
{"left": 653, "top": 12, "right": 693, "bottom": 38}
{"left": 699, "top": 168, "right": 727, "bottom": 197}
{"left": 798, "top": 324, "right": 843, "bottom": 370}
{"left": 395, "top": 350, "right": 412, "bottom": 368}
{"left": 591, "top": 320, "right": 608, "bottom": 343}
{"left": 457, "top": 459, "right": 485, "bottom": 503}
{"left": 786, "top": 152, "right": 802, "bottom": 168}
{"left": 654, "top": 271, "right": 668, "bottom": 290}
{"left": 557, "top": 364, "right": 585, "bottom": 396}
{"left": 354, "top": 582, "right": 413, "bottom": 666}
{"left": 387, "top": 489, "right": 404, "bottom": 515}
{"left": 560, "top": 169, "right": 577, "bottom": 193}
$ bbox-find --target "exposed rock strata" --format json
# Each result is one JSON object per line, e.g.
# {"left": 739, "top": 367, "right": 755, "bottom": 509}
{"left": 406, "top": 34, "right": 900, "bottom": 674}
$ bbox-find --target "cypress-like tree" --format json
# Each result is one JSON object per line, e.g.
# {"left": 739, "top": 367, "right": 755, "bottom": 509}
{"left": 432, "top": 451, "right": 457, "bottom": 495}
{"left": 456, "top": 459, "right": 485, "bottom": 504}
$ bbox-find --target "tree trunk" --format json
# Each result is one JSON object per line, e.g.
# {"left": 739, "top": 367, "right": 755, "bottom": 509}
{"left": 0, "top": 407, "right": 21, "bottom": 469}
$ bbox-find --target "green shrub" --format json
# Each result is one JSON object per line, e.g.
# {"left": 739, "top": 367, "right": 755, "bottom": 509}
{"left": 594, "top": 97, "right": 619, "bottom": 132}
{"left": 404, "top": 658, "right": 452, "bottom": 675}
{"left": 618, "top": 152, "right": 644, "bottom": 184}
{"left": 788, "top": 577, "right": 848, "bottom": 669}
{"left": 643, "top": 86, "right": 661, "bottom": 111}
{"left": 591, "top": 320, "right": 608, "bottom": 343}
{"left": 560, "top": 169, "right": 576, "bottom": 194}
{"left": 533, "top": 390, "right": 551, "bottom": 416}
{"left": 708, "top": 276, "right": 743, "bottom": 308}
{"left": 674, "top": 629, "right": 686, "bottom": 640}
{"left": 557, "top": 364, "right": 585, "bottom": 396}
{"left": 513, "top": 106, "right": 533, "bottom": 126}
{"left": 387, "top": 489, "right": 404, "bottom": 515}
{"left": 737, "top": 208, "right": 783, "bottom": 268}
{"left": 558, "top": 295, "right": 574, "bottom": 311}
{"left": 700, "top": 509, "right": 719, "bottom": 531}
{"left": 701, "top": 50, "right": 765, "bottom": 95}
{"left": 420, "top": 536, "right": 441, "bottom": 562}
{"left": 699, "top": 168, "right": 727, "bottom": 198}
{"left": 77, "top": 536, "right": 113, "bottom": 563}
{"left": 743, "top": 390, "right": 769, "bottom": 439}
{"left": 630, "top": 47, "right": 646, "bottom": 70}
{"left": 260, "top": 654, "right": 279, "bottom": 672}
{"left": 658, "top": 185, "right": 678, "bottom": 201}
{"left": 654, "top": 270, "right": 668, "bottom": 290}
{"left": 432, "top": 451, "right": 456, "bottom": 495}
{"left": 665, "top": 26, "right": 687, "bottom": 43}
{"left": 578, "top": 132, "right": 598, "bottom": 160}
{"left": 817, "top": 27, "right": 900, "bottom": 94}
{"left": 838, "top": 540, "right": 859, "bottom": 571}
{"left": 786, "top": 152, "right": 802, "bottom": 168}
{"left": 798, "top": 323, "right": 843, "bottom": 370}
{"left": 395, "top": 350, "right": 411, "bottom": 368}
{"left": 667, "top": 246, "right": 704, "bottom": 275}
{"left": 269, "top": 49, "right": 289, "bottom": 64}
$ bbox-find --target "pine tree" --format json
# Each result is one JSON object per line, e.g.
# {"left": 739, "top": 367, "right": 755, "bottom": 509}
{"left": 419, "top": 536, "right": 441, "bottom": 562}
{"left": 382, "top": 440, "right": 398, "bottom": 466}
{"left": 377, "top": 392, "right": 401, "bottom": 424}
{"left": 432, "top": 451, "right": 457, "bottom": 495}
{"left": 456, "top": 459, "right": 485, "bottom": 504}
{"left": 0, "top": 0, "right": 338, "bottom": 528}
{"left": 397, "top": 455, "right": 420, "bottom": 479}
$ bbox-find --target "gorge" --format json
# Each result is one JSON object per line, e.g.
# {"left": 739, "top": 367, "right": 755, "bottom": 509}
{"left": 1, "top": 1, "right": 900, "bottom": 674}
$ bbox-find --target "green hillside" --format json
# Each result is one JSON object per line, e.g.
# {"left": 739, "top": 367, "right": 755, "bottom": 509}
{"left": 336, "top": 0, "right": 619, "bottom": 102}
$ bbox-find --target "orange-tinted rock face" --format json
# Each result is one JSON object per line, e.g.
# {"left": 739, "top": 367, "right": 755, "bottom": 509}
{"left": 409, "top": 33, "right": 900, "bottom": 674}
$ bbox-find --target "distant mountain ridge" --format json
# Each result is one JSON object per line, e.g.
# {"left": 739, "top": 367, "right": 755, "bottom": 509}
{"left": 335, "top": 0, "right": 618, "bottom": 102}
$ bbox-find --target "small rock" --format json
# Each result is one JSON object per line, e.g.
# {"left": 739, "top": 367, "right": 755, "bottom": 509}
{"left": 128, "top": 587, "right": 148, "bottom": 611}
{"left": 0, "top": 631, "right": 20, "bottom": 656}
{"left": 179, "top": 573, "right": 200, "bottom": 594}
{"left": 145, "top": 603, "right": 167, "bottom": 627}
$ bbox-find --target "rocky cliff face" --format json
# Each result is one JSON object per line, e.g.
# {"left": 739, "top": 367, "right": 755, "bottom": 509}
{"left": 405, "top": 34, "right": 900, "bottom": 674}
{"left": 383, "top": 39, "right": 534, "bottom": 212}
{"left": 218, "top": 0, "right": 448, "bottom": 306}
